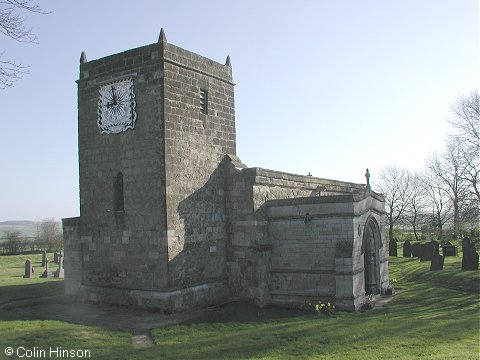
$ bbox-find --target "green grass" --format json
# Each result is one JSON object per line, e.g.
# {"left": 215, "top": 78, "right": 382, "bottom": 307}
{"left": 0, "top": 254, "right": 479, "bottom": 359}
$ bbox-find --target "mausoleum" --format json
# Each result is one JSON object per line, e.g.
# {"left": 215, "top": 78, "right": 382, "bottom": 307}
{"left": 62, "top": 30, "right": 389, "bottom": 312}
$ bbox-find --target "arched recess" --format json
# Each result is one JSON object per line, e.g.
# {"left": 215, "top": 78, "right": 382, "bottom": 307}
{"left": 362, "top": 216, "right": 381, "bottom": 295}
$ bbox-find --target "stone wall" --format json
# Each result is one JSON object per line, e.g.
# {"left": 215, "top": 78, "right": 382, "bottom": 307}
{"left": 267, "top": 197, "right": 355, "bottom": 307}
{"left": 62, "top": 217, "right": 81, "bottom": 295}
{"left": 77, "top": 42, "right": 169, "bottom": 292}
{"left": 267, "top": 192, "right": 387, "bottom": 311}
{"left": 224, "top": 161, "right": 368, "bottom": 305}
{"left": 162, "top": 41, "right": 235, "bottom": 290}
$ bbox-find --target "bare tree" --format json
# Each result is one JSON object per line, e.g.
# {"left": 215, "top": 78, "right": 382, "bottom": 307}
{"left": 449, "top": 91, "right": 480, "bottom": 203}
{"left": 0, "top": 0, "right": 49, "bottom": 88}
{"left": 376, "top": 165, "right": 412, "bottom": 241}
{"left": 421, "top": 168, "right": 451, "bottom": 240}
{"left": 402, "top": 172, "right": 427, "bottom": 241}
{"left": 426, "top": 138, "right": 471, "bottom": 238}
{"left": 3, "top": 230, "right": 23, "bottom": 254}
{"left": 449, "top": 90, "right": 480, "bottom": 152}
{"left": 38, "top": 218, "right": 62, "bottom": 251}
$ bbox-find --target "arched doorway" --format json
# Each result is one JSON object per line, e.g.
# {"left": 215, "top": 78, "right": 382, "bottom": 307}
{"left": 362, "top": 217, "right": 381, "bottom": 295}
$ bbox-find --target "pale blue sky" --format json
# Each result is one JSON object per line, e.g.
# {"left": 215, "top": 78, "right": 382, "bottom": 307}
{"left": 0, "top": 0, "right": 478, "bottom": 221}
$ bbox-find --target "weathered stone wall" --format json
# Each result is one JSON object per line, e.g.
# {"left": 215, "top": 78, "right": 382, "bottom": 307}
{"left": 162, "top": 42, "right": 235, "bottom": 289}
{"left": 267, "top": 198, "right": 355, "bottom": 307}
{"left": 77, "top": 42, "right": 169, "bottom": 291}
{"left": 224, "top": 163, "right": 367, "bottom": 305}
{"left": 267, "top": 192, "right": 387, "bottom": 311}
{"left": 62, "top": 217, "right": 81, "bottom": 295}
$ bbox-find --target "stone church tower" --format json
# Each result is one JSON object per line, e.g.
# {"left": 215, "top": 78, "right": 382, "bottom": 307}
{"left": 63, "top": 30, "right": 389, "bottom": 312}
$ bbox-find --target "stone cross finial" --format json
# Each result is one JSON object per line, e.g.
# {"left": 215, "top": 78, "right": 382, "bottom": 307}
{"left": 365, "top": 168, "right": 371, "bottom": 191}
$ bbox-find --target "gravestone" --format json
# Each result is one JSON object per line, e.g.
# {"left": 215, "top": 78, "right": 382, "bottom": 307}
{"left": 23, "top": 259, "right": 33, "bottom": 278}
{"left": 430, "top": 254, "right": 444, "bottom": 271}
{"left": 442, "top": 245, "right": 457, "bottom": 256}
{"left": 41, "top": 258, "right": 49, "bottom": 278}
{"left": 41, "top": 251, "right": 47, "bottom": 267}
{"left": 54, "top": 254, "right": 64, "bottom": 278}
{"left": 419, "top": 242, "right": 434, "bottom": 262}
{"left": 389, "top": 239, "right": 397, "bottom": 256}
{"left": 403, "top": 240, "right": 412, "bottom": 257}
{"left": 462, "top": 237, "right": 479, "bottom": 271}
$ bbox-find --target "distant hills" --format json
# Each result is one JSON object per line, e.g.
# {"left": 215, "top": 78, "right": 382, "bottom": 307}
{"left": 0, "top": 220, "right": 37, "bottom": 226}
{"left": 0, "top": 221, "right": 62, "bottom": 239}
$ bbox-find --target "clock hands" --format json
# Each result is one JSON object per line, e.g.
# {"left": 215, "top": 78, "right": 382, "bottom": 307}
{"left": 106, "top": 86, "right": 117, "bottom": 108}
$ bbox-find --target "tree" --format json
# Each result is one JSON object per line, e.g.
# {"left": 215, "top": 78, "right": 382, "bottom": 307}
{"left": 402, "top": 172, "right": 427, "bottom": 241}
{"left": 3, "top": 230, "right": 23, "bottom": 254}
{"left": 426, "top": 138, "right": 472, "bottom": 238}
{"left": 449, "top": 90, "right": 480, "bottom": 153}
{"left": 38, "top": 218, "right": 62, "bottom": 251}
{"left": 376, "top": 165, "right": 412, "bottom": 241}
{"left": 421, "top": 168, "right": 451, "bottom": 240}
{"left": 0, "top": 0, "right": 49, "bottom": 88}
{"left": 448, "top": 90, "right": 480, "bottom": 203}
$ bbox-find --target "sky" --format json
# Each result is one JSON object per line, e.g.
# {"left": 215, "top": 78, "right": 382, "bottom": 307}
{"left": 0, "top": 0, "right": 478, "bottom": 221}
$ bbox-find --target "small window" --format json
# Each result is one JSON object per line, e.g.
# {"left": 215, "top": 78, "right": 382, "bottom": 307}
{"left": 200, "top": 89, "right": 208, "bottom": 114}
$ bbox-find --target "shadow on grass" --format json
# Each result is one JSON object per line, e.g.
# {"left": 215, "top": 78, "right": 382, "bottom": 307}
{"left": 151, "top": 258, "right": 480, "bottom": 360}
{"left": 0, "top": 281, "right": 64, "bottom": 306}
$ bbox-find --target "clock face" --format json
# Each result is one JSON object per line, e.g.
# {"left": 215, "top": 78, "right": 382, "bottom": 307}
{"left": 97, "top": 78, "right": 137, "bottom": 134}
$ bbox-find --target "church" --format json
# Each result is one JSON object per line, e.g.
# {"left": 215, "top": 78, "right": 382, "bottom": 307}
{"left": 62, "top": 29, "right": 389, "bottom": 312}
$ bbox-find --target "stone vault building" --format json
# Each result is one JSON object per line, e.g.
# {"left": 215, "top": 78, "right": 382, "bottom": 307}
{"left": 62, "top": 30, "right": 389, "bottom": 312}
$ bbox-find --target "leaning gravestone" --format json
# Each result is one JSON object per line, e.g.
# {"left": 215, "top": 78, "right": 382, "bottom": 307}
{"left": 389, "top": 239, "right": 397, "bottom": 256}
{"left": 23, "top": 259, "right": 33, "bottom": 278}
{"left": 430, "top": 254, "right": 444, "bottom": 271}
{"left": 403, "top": 240, "right": 412, "bottom": 257}
{"left": 462, "top": 238, "right": 479, "bottom": 271}
{"left": 41, "top": 251, "right": 47, "bottom": 267}
{"left": 41, "top": 258, "right": 49, "bottom": 278}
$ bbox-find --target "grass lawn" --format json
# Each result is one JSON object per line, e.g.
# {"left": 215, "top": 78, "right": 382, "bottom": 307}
{"left": 0, "top": 253, "right": 478, "bottom": 359}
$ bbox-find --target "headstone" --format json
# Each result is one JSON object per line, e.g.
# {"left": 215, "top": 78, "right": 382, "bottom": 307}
{"left": 54, "top": 254, "right": 64, "bottom": 278}
{"left": 41, "top": 251, "right": 47, "bottom": 267}
{"left": 419, "top": 242, "right": 434, "bottom": 262}
{"left": 403, "top": 240, "right": 412, "bottom": 257}
{"left": 41, "top": 258, "right": 49, "bottom": 278}
{"left": 23, "top": 259, "right": 33, "bottom": 278}
{"left": 430, "top": 255, "right": 444, "bottom": 271}
{"left": 389, "top": 239, "right": 397, "bottom": 256}
{"left": 442, "top": 245, "right": 457, "bottom": 256}
{"left": 462, "top": 237, "right": 479, "bottom": 271}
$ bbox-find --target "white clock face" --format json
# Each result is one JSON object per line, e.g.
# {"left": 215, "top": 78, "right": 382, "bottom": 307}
{"left": 97, "top": 78, "right": 137, "bottom": 134}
